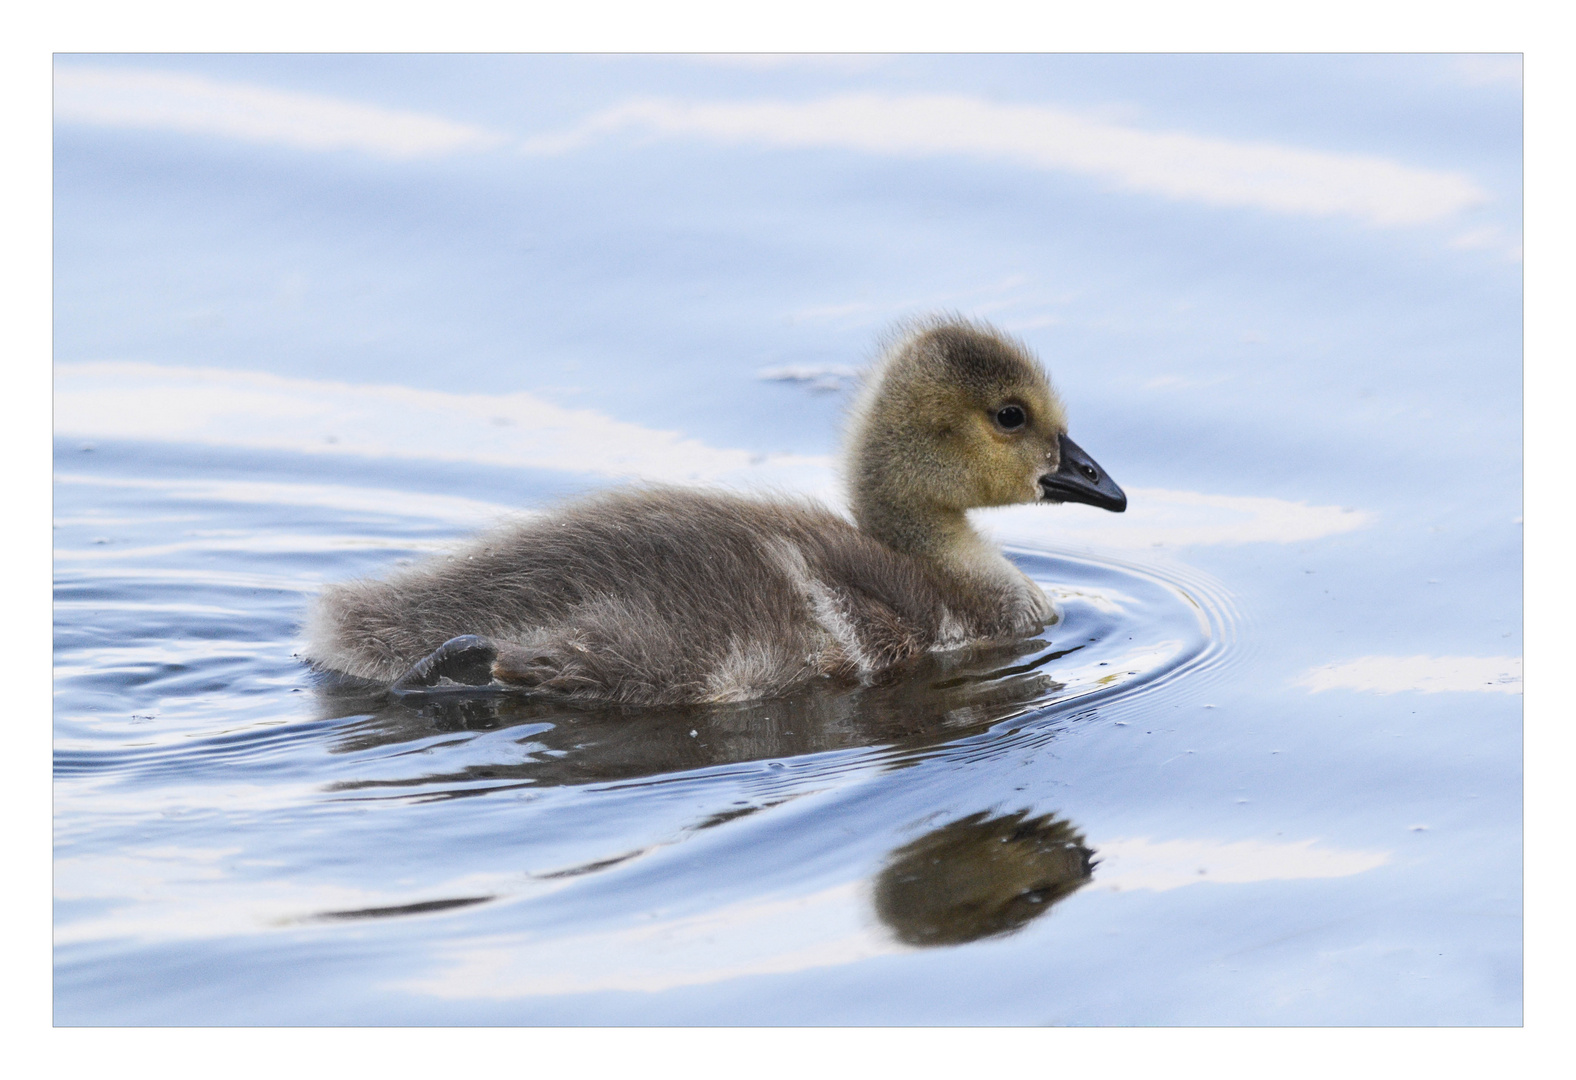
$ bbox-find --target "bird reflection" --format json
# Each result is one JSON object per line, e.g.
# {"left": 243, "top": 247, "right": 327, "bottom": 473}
{"left": 312, "top": 634, "right": 1086, "bottom": 794}
{"left": 873, "top": 810, "right": 1095, "bottom": 946}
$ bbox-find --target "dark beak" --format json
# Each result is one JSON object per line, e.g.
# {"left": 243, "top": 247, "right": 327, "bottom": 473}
{"left": 1039, "top": 434, "right": 1127, "bottom": 512}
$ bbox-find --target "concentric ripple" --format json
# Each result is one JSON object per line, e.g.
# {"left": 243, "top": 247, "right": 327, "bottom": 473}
{"left": 54, "top": 443, "right": 1236, "bottom": 1020}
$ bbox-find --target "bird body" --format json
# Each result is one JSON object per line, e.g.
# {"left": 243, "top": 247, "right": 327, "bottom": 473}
{"left": 303, "top": 318, "right": 1127, "bottom": 704}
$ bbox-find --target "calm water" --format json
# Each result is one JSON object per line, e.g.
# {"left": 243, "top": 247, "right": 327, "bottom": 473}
{"left": 53, "top": 54, "right": 1521, "bottom": 1025}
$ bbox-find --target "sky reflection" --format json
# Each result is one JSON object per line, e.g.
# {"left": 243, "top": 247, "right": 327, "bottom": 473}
{"left": 53, "top": 53, "right": 1521, "bottom": 1025}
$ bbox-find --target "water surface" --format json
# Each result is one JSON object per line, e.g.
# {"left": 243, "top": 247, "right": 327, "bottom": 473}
{"left": 53, "top": 54, "right": 1521, "bottom": 1025}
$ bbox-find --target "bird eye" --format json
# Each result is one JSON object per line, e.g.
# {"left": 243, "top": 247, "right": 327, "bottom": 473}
{"left": 994, "top": 405, "right": 1027, "bottom": 430}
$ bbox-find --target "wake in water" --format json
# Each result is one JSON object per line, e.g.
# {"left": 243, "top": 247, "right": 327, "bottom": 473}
{"left": 54, "top": 443, "right": 1231, "bottom": 1023}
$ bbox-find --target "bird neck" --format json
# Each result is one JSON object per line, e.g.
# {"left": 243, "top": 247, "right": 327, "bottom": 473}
{"left": 844, "top": 415, "right": 1025, "bottom": 597}
{"left": 854, "top": 497, "right": 1012, "bottom": 585}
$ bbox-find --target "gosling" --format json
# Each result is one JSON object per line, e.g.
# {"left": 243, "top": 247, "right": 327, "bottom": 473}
{"left": 303, "top": 317, "right": 1127, "bottom": 705}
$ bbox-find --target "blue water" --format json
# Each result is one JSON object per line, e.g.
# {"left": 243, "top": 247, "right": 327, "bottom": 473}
{"left": 53, "top": 54, "right": 1521, "bottom": 1025}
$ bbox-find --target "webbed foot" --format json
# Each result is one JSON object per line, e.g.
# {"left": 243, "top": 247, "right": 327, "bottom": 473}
{"left": 390, "top": 635, "right": 503, "bottom": 697}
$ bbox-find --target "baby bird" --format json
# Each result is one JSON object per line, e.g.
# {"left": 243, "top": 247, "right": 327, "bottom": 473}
{"left": 303, "top": 317, "right": 1126, "bottom": 705}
